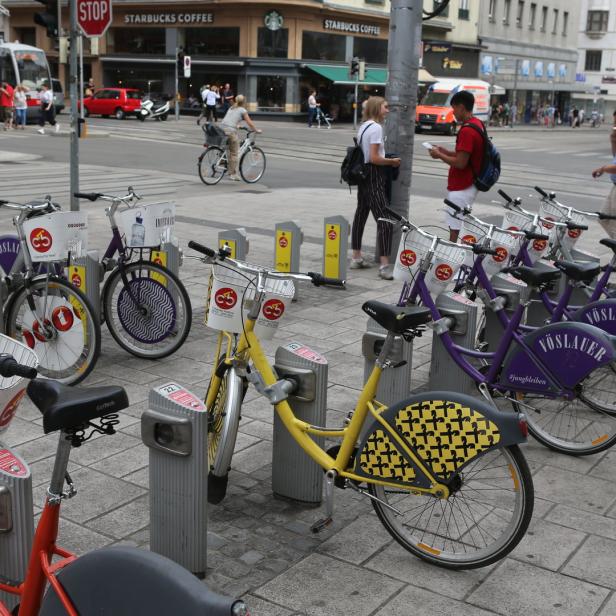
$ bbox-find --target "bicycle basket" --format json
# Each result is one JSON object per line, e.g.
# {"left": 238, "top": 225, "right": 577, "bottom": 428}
{"left": 23, "top": 211, "right": 88, "bottom": 262}
{"left": 0, "top": 334, "right": 38, "bottom": 434}
{"left": 203, "top": 123, "right": 227, "bottom": 147}
{"left": 393, "top": 229, "right": 466, "bottom": 296}
{"left": 502, "top": 210, "right": 547, "bottom": 263}
{"left": 205, "top": 264, "right": 295, "bottom": 339}
{"left": 116, "top": 202, "right": 176, "bottom": 249}
{"left": 483, "top": 230, "right": 518, "bottom": 276}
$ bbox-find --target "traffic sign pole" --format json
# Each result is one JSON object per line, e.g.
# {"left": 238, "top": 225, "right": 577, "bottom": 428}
{"left": 69, "top": 0, "right": 79, "bottom": 211}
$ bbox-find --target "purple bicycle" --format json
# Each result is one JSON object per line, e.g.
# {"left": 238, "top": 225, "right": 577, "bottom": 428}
{"left": 387, "top": 207, "right": 616, "bottom": 456}
{"left": 74, "top": 189, "right": 192, "bottom": 359}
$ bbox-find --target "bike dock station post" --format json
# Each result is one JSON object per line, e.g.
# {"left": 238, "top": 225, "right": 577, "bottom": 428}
{"left": 141, "top": 383, "right": 208, "bottom": 578}
{"left": 272, "top": 343, "right": 328, "bottom": 504}
{"left": 153, "top": 240, "right": 183, "bottom": 279}
{"left": 67, "top": 249, "right": 102, "bottom": 322}
{"left": 218, "top": 228, "right": 249, "bottom": 260}
{"left": 322, "top": 216, "right": 349, "bottom": 283}
{"left": 429, "top": 292, "right": 481, "bottom": 395}
{"left": 274, "top": 221, "right": 302, "bottom": 300}
{"left": 0, "top": 448, "right": 34, "bottom": 611}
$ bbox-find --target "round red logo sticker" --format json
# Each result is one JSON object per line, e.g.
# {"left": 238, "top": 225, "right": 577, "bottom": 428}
{"left": 71, "top": 272, "right": 82, "bottom": 287}
{"left": 262, "top": 298, "right": 285, "bottom": 321}
{"left": 22, "top": 330, "right": 35, "bottom": 349}
{"left": 399, "top": 249, "right": 417, "bottom": 267}
{"left": 52, "top": 306, "right": 75, "bottom": 332}
{"left": 507, "top": 226, "right": 520, "bottom": 231}
{"left": 435, "top": 263, "right": 453, "bottom": 281}
{"left": 532, "top": 239, "right": 548, "bottom": 252}
{"left": 461, "top": 234, "right": 477, "bottom": 245}
{"left": 542, "top": 217, "right": 555, "bottom": 230}
{"left": 493, "top": 246, "right": 508, "bottom": 263}
{"left": 279, "top": 236, "right": 288, "bottom": 248}
{"left": 568, "top": 228, "right": 582, "bottom": 239}
{"left": 29, "top": 228, "right": 52, "bottom": 253}
{"left": 328, "top": 229, "right": 337, "bottom": 241}
{"left": 215, "top": 287, "right": 238, "bottom": 310}
{"left": 0, "top": 389, "right": 26, "bottom": 430}
{"left": 32, "top": 319, "right": 52, "bottom": 342}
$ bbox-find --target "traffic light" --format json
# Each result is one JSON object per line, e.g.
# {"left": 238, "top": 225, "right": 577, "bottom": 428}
{"left": 34, "top": 0, "right": 59, "bottom": 38}
{"left": 176, "top": 48, "right": 185, "bottom": 74}
{"left": 358, "top": 60, "right": 366, "bottom": 81}
{"left": 350, "top": 57, "right": 359, "bottom": 77}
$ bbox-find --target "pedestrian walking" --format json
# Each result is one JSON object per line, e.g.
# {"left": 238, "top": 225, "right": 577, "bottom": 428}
{"left": 221, "top": 83, "right": 234, "bottom": 115}
{"left": 591, "top": 112, "right": 616, "bottom": 238}
{"left": 85, "top": 78, "right": 95, "bottom": 97}
{"left": 510, "top": 101, "right": 517, "bottom": 129}
{"left": 572, "top": 107, "right": 579, "bottom": 128}
{"left": 0, "top": 81, "right": 14, "bottom": 130}
{"left": 203, "top": 85, "right": 220, "bottom": 123}
{"left": 13, "top": 84, "right": 27, "bottom": 130}
{"left": 307, "top": 90, "right": 318, "bottom": 127}
{"left": 220, "top": 94, "right": 261, "bottom": 181}
{"left": 37, "top": 83, "right": 59, "bottom": 134}
{"left": 429, "top": 90, "right": 484, "bottom": 242}
{"left": 196, "top": 84, "right": 210, "bottom": 125}
{"left": 350, "top": 96, "right": 400, "bottom": 280}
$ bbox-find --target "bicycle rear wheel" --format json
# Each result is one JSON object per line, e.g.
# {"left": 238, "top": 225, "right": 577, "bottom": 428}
{"left": 198, "top": 146, "right": 226, "bottom": 185}
{"left": 5, "top": 276, "right": 100, "bottom": 385}
{"left": 368, "top": 444, "right": 533, "bottom": 570}
{"left": 102, "top": 261, "right": 192, "bottom": 359}
{"left": 239, "top": 146, "right": 266, "bottom": 183}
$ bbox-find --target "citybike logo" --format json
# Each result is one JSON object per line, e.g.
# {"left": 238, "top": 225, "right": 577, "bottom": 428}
{"left": 399, "top": 249, "right": 416, "bottom": 267}
{"left": 568, "top": 228, "right": 582, "bottom": 239}
{"left": 262, "top": 298, "right": 285, "bottom": 321}
{"left": 542, "top": 217, "right": 555, "bottom": 230}
{"left": 493, "top": 246, "right": 508, "bottom": 262}
{"left": 506, "top": 226, "right": 520, "bottom": 231}
{"left": 71, "top": 272, "right": 82, "bottom": 288}
{"left": 434, "top": 263, "right": 453, "bottom": 281}
{"left": 29, "top": 228, "right": 52, "bottom": 253}
{"left": 532, "top": 239, "right": 548, "bottom": 252}
{"left": 215, "top": 287, "right": 238, "bottom": 310}
{"left": 51, "top": 306, "right": 75, "bottom": 332}
{"left": 461, "top": 234, "right": 477, "bottom": 245}
{"left": 328, "top": 229, "right": 337, "bottom": 241}
{"left": 279, "top": 236, "right": 288, "bottom": 248}
{"left": 0, "top": 389, "right": 26, "bottom": 429}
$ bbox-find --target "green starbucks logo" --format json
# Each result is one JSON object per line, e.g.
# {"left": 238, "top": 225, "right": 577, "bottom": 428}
{"left": 264, "top": 10, "right": 284, "bottom": 31}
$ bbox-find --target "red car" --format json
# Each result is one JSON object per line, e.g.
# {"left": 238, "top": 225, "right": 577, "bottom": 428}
{"left": 82, "top": 88, "right": 142, "bottom": 120}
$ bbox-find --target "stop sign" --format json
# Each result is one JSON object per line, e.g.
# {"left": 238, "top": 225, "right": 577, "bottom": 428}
{"left": 77, "top": 0, "right": 112, "bottom": 37}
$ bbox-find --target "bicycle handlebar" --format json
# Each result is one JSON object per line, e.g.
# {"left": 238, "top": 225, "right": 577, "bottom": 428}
{"left": 598, "top": 212, "right": 616, "bottom": 221}
{"left": 498, "top": 189, "right": 513, "bottom": 203}
{"left": 74, "top": 192, "right": 103, "bottom": 202}
{"left": 0, "top": 198, "right": 58, "bottom": 212}
{"left": 73, "top": 186, "right": 142, "bottom": 204}
{"left": 0, "top": 354, "right": 37, "bottom": 379}
{"left": 188, "top": 240, "right": 216, "bottom": 258}
{"left": 534, "top": 185, "right": 549, "bottom": 198}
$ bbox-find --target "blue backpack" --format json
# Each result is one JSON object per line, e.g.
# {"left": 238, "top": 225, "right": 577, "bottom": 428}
{"left": 459, "top": 121, "right": 501, "bottom": 192}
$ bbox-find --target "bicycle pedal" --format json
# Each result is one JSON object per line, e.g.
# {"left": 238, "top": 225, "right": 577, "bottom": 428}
{"left": 310, "top": 516, "right": 333, "bottom": 534}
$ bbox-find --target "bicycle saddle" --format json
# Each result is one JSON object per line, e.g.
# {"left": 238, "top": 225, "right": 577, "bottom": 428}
{"left": 553, "top": 260, "right": 600, "bottom": 283}
{"left": 362, "top": 300, "right": 432, "bottom": 334}
{"left": 506, "top": 265, "right": 561, "bottom": 287}
{"left": 27, "top": 379, "right": 128, "bottom": 434}
{"left": 600, "top": 238, "right": 616, "bottom": 254}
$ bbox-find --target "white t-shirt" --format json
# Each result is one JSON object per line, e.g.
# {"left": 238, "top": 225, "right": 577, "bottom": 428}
{"left": 201, "top": 88, "right": 210, "bottom": 103}
{"left": 205, "top": 90, "right": 220, "bottom": 106}
{"left": 13, "top": 90, "right": 27, "bottom": 110}
{"left": 41, "top": 89, "right": 53, "bottom": 106}
{"left": 308, "top": 94, "right": 317, "bottom": 109}
{"left": 358, "top": 121, "right": 384, "bottom": 164}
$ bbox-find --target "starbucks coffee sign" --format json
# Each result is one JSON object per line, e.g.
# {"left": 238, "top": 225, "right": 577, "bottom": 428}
{"left": 264, "top": 10, "right": 284, "bottom": 31}
{"left": 323, "top": 19, "right": 381, "bottom": 36}
{"left": 123, "top": 12, "right": 214, "bottom": 24}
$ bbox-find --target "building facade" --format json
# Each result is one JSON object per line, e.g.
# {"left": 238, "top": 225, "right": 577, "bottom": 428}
{"left": 477, "top": 0, "right": 582, "bottom": 118}
{"left": 574, "top": 0, "right": 616, "bottom": 117}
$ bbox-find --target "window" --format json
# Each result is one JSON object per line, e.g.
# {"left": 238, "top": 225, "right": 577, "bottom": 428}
{"left": 13, "top": 27, "right": 36, "bottom": 47}
{"left": 586, "top": 10, "right": 609, "bottom": 32}
{"left": 433, "top": 0, "right": 449, "bottom": 17}
{"left": 257, "top": 75, "right": 286, "bottom": 111}
{"left": 489, "top": 0, "right": 497, "bottom": 22}
{"left": 562, "top": 11, "right": 568, "bottom": 35}
{"left": 503, "top": 0, "right": 511, "bottom": 24}
{"left": 353, "top": 37, "right": 388, "bottom": 64}
{"left": 516, "top": 1, "right": 524, "bottom": 27}
{"left": 459, "top": 0, "right": 470, "bottom": 20}
{"left": 585, "top": 49, "right": 602, "bottom": 71}
{"left": 257, "top": 28, "right": 288, "bottom": 58}
{"left": 552, "top": 9, "right": 558, "bottom": 34}
{"left": 301, "top": 31, "right": 346, "bottom": 62}
{"left": 0, "top": 49, "right": 16, "bottom": 85}
{"left": 185, "top": 28, "right": 240, "bottom": 57}
{"left": 107, "top": 28, "right": 166, "bottom": 55}
{"left": 540, "top": 6, "right": 548, "bottom": 31}
{"left": 529, "top": 3, "right": 536, "bottom": 28}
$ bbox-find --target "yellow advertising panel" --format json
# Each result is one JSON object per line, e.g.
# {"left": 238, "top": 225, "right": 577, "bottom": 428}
{"left": 150, "top": 250, "right": 168, "bottom": 286}
{"left": 219, "top": 239, "right": 236, "bottom": 258}
{"left": 275, "top": 230, "right": 292, "bottom": 272}
{"left": 324, "top": 223, "right": 341, "bottom": 279}
{"left": 67, "top": 265, "right": 86, "bottom": 293}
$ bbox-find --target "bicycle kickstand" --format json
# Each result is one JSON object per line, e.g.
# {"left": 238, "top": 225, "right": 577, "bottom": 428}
{"left": 310, "top": 469, "right": 336, "bottom": 533}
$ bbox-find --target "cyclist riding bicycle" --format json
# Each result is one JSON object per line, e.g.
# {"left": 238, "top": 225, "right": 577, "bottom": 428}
{"left": 220, "top": 94, "right": 262, "bottom": 181}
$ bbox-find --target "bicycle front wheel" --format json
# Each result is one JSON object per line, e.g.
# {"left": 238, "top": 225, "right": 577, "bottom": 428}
{"left": 368, "top": 444, "right": 533, "bottom": 570}
{"left": 5, "top": 276, "right": 100, "bottom": 385}
{"left": 239, "top": 146, "right": 266, "bottom": 183}
{"left": 198, "top": 146, "right": 225, "bottom": 185}
{"left": 103, "top": 261, "right": 192, "bottom": 359}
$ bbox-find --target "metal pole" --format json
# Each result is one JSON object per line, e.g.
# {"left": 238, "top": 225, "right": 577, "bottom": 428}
{"left": 384, "top": 0, "right": 422, "bottom": 243}
{"left": 69, "top": 0, "right": 79, "bottom": 211}
{"left": 174, "top": 46, "right": 179, "bottom": 121}
{"left": 78, "top": 34, "right": 84, "bottom": 120}
{"left": 353, "top": 73, "right": 358, "bottom": 130}
{"left": 512, "top": 58, "right": 519, "bottom": 108}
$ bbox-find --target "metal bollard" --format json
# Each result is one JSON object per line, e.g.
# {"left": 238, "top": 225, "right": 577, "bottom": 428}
{"left": 362, "top": 318, "right": 413, "bottom": 406}
{"left": 142, "top": 382, "right": 208, "bottom": 578}
{"left": 153, "top": 239, "right": 183, "bottom": 279}
{"left": 0, "top": 448, "right": 34, "bottom": 611}
{"left": 429, "top": 291, "right": 481, "bottom": 396}
{"left": 272, "top": 342, "right": 328, "bottom": 505}
{"left": 67, "top": 249, "right": 102, "bottom": 322}
{"left": 218, "top": 228, "right": 249, "bottom": 260}
{"left": 322, "top": 216, "right": 349, "bottom": 282}
{"left": 482, "top": 272, "right": 527, "bottom": 352}
{"left": 274, "top": 221, "right": 303, "bottom": 300}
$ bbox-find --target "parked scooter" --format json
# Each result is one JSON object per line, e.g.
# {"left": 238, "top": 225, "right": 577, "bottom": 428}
{"left": 138, "top": 97, "right": 170, "bottom": 121}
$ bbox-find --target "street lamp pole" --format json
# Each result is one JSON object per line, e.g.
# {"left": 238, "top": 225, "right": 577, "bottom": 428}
{"left": 512, "top": 58, "right": 520, "bottom": 106}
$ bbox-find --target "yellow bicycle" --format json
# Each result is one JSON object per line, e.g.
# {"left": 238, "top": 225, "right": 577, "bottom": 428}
{"left": 189, "top": 241, "right": 534, "bottom": 570}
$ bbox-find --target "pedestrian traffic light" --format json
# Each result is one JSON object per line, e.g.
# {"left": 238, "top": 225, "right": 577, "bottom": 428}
{"left": 350, "top": 57, "right": 359, "bottom": 77}
{"left": 33, "top": 0, "right": 59, "bottom": 38}
{"left": 176, "top": 48, "right": 185, "bottom": 74}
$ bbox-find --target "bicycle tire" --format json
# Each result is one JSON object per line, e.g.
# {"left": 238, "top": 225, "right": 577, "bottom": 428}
{"left": 368, "top": 444, "right": 533, "bottom": 570}
{"left": 5, "top": 276, "right": 100, "bottom": 385}
{"left": 239, "top": 146, "right": 266, "bottom": 183}
{"left": 102, "top": 261, "right": 192, "bottom": 359}
{"left": 198, "top": 146, "right": 226, "bottom": 185}
{"left": 206, "top": 365, "right": 245, "bottom": 504}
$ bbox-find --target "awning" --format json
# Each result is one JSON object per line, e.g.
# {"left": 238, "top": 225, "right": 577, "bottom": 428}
{"left": 305, "top": 64, "right": 436, "bottom": 86}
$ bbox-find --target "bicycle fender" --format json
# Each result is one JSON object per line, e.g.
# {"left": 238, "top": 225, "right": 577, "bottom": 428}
{"left": 354, "top": 391, "right": 526, "bottom": 489}
{"left": 500, "top": 321, "right": 616, "bottom": 393}
{"left": 574, "top": 298, "right": 616, "bottom": 336}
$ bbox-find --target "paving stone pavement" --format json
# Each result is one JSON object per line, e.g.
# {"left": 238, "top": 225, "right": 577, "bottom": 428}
{"left": 2, "top": 172, "right": 616, "bottom": 615}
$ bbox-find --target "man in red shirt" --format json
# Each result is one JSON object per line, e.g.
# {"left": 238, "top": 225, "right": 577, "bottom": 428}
{"left": 0, "top": 82, "right": 14, "bottom": 130}
{"left": 429, "top": 90, "right": 485, "bottom": 241}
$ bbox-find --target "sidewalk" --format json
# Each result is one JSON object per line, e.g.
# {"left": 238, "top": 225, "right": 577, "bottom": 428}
{"left": 6, "top": 185, "right": 616, "bottom": 616}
